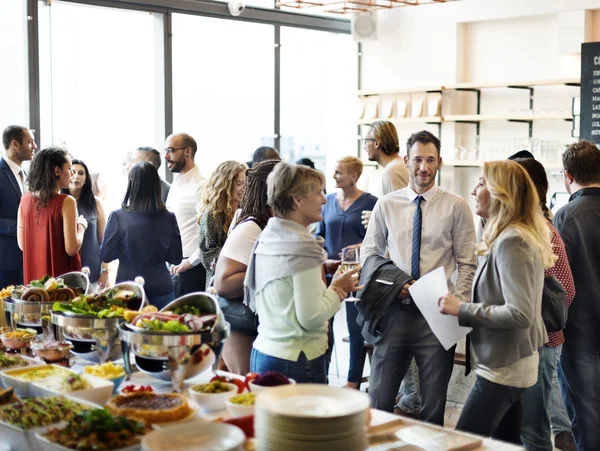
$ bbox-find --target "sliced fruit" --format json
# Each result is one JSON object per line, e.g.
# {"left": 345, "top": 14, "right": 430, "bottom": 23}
{"left": 44, "top": 278, "right": 58, "bottom": 293}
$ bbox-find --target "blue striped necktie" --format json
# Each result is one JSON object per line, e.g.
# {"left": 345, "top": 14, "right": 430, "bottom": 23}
{"left": 411, "top": 195, "right": 424, "bottom": 280}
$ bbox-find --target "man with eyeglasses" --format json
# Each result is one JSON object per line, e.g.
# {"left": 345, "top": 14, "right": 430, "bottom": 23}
{"left": 363, "top": 120, "right": 409, "bottom": 196}
{"left": 164, "top": 133, "right": 206, "bottom": 296}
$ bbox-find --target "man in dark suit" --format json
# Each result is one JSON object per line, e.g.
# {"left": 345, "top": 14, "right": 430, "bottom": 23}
{"left": 0, "top": 125, "right": 37, "bottom": 287}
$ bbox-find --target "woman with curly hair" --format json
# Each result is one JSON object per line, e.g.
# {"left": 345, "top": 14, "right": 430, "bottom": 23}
{"left": 198, "top": 160, "right": 247, "bottom": 286}
{"left": 17, "top": 147, "right": 84, "bottom": 283}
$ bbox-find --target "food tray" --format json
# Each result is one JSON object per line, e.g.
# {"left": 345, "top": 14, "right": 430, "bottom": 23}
{"left": 0, "top": 395, "right": 100, "bottom": 451}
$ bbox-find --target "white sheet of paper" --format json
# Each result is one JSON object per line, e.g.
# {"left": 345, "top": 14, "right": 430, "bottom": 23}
{"left": 408, "top": 267, "right": 472, "bottom": 350}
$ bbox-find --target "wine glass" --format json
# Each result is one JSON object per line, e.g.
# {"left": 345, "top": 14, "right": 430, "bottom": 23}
{"left": 341, "top": 246, "right": 360, "bottom": 302}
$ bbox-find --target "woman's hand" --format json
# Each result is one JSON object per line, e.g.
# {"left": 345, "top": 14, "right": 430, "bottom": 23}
{"left": 330, "top": 265, "right": 363, "bottom": 301}
{"left": 438, "top": 293, "right": 462, "bottom": 316}
{"left": 97, "top": 270, "right": 109, "bottom": 290}
{"left": 171, "top": 259, "right": 193, "bottom": 276}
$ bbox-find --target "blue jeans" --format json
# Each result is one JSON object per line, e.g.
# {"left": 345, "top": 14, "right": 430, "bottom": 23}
{"left": 250, "top": 348, "right": 327, "bottom": 384}
{"left": 457, "top": 375, "right": 526, "bottom": 445}
{"left": 149, "top": 292, "right": 176, "bottom": 310}
{"left": 558, "top": 344, "right": 600, "bottom": 451}
{"left": 397, "top": 359, "right": 421, "bottom": 415}
{"left": 521, "top": 345, "right": 571, "bottom": 451}
{"left": 369, "top": 303, "right": 455, "bottom": 426}
{"left": 346, "top": 302, "right": 367, "bottom": 383}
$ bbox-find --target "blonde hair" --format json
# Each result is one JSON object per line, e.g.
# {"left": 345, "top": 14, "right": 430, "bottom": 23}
{"left": 477, "top": 160, "right": 556, "bottom": 269}
{"left": 370, "top": 121, "right": 400, "bottom": 155}
{"left": 337, "top": 156, "right": 364, "bottom": 179}
{"left": 199, "top": 160, "right": 247, "bottom": 234}
{"left": 267, "top": 162, "right": 325, "bottom": 217}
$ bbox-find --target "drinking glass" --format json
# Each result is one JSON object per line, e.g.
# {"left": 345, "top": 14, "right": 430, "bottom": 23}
{"left": 341, "top": 247, "right": 360, "bottom": 302}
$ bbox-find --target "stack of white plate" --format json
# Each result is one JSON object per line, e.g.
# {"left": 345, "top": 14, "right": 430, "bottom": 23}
{"left": 255, "top": 384, "right": 370, "bottom": 451}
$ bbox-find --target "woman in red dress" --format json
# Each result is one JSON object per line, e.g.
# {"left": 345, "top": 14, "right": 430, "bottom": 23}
{"left": 17, "top": 147, "right": 85, "bottom": 283}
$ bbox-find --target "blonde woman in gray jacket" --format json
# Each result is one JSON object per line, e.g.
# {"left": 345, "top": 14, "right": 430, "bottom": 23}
{"left": 439, "top": 160, "right": 555, "bottom": 444}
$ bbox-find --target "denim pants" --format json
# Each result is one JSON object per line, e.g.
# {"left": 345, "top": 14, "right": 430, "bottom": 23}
{"left": 456, "top": 375, "right": 526, "bottom": 445}
{"left": 250, "top": 348, "right": 327, "bottom": 384}
{"left": 521, "top": 345, "right": 571, "bottom": 451}
{"left": 149, "top": 292, "right": 176, "bottom": 310}
{"left": 346, "top": 302, "right": 367, "bottom": 383}
{"left": 369, "top": 303, "right": 455, "bottom": 426}
{"left": 558, "top": 344, "right": 600, "bottom": 451}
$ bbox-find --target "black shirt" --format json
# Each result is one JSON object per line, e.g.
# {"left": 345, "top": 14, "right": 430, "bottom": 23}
{"left": 99, "top": 209, "right": 182, "bottom": 297}
{"left": 553, "top": 187, "right": 600, "bottom": 352}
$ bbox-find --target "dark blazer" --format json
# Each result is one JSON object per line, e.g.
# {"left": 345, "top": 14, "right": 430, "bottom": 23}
{"left": 355, "top": 255, "right": 413, "bottom": 344}
{"left": 0, "top": 158, "right": 23, "bottom": 272}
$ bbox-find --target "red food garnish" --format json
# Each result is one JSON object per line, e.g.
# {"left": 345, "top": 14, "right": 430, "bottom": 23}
{"left": 210, "top": 375, "right": 245, "bottom": 393}
{"left": 121, "top": 384, "right": 153, "bottom": 394}
{"left": 223, "top": 415, "right": 254, "bottom": 438}
{"left": 244, "top": 372, "right": 259, "bottom": 390}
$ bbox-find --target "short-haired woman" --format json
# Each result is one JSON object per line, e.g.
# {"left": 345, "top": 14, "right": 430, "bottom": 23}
{"left": 99, "top": 162, "right": 182, "bottom": 309}
{"left": 316, "top": 156, "right": 377, "bottom": 389}
{"left": 213, "top": 159, "right": 278, "bottom": 375}
{"left": 66, "top": 159, "right": 108, "bottom": 290}
{"left": 245, "top": 162, "right": 361, "bottom": 383}
{"left": 439, "top": 160, "right": 555, "bottom": 443}
{"left": 18, "top": 147, "right": 83, "bottom": 283}
{"left": 198, "top": 160, "right": 246, "bottom": 287}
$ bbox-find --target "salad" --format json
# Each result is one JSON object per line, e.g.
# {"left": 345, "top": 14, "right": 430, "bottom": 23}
{"left": 43, "top": 408, "right": 150, "bottom": 451}
{"left": 0, "top": 397, "right": 89, "bottom": 429}
{"left": 128, "top": 311, "right": 216, "bottom": 333}
{"left": 0, "top": 352, "right": 30, "bottom": 369}
{"left": 52, "top": 288, "right": 141, "bottom": 318}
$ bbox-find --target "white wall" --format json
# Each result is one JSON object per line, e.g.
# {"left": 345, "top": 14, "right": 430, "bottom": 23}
{"left": 361, "top": 0, "right": 597, "bottom": 204}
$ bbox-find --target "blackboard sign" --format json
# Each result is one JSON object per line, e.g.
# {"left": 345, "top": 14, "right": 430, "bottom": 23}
{"left": 580, "top": 42, "right": 600, "bottom": 143}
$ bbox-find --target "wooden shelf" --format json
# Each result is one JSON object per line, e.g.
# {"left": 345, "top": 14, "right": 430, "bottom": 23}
{"left": 358, "top": 116, "right": 442, "bottom": 125}
{"left": 444, "top": 114, "right": 573, "bottom": 122}
{"left": 358, "top": 86, "right": 442, "bottom": 96}
{"left": 444, "top": 78, "right": 580, "bottom": 90}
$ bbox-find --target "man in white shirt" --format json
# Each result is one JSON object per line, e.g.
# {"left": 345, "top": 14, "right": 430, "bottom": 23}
{"left": 0, "top": 126, "right": 36, "bottom": 287}
{"left": 364, "top": 120, "right": 409, "bottom": 196}
{"left": 164, "top": 132, "right": 205, "bottom": 296}
{"left": 361, "top": 130, "right": 476, "bottom": 426}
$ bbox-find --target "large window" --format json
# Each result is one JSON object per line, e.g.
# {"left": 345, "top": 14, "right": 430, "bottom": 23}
{"left": 38, "top": 1, "right": 164, "bottom": 210}
{"left": 172, "top": 14, "right": 274, "bottom": 174}
{"left": 280, "top": 27, "right": 357, "bottom": 191}
{"left": 0, "top": 0, "right": 29, "bottom": 137}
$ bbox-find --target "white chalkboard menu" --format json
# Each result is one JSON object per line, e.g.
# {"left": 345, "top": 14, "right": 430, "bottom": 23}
{"left": 580, "top": 42, "right": 600, "bottom": 143}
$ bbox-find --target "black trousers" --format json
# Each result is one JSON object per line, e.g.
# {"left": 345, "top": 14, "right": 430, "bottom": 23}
{"left": 0, "top": 270, "right": 23, "bottom": 288}
{"left": 172, "top": 263, "right": 206, "bottom": 298}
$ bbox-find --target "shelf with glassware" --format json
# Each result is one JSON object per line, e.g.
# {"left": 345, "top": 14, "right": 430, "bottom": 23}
{"left": 357, "top": 78, "right": 580, "bottom": 133}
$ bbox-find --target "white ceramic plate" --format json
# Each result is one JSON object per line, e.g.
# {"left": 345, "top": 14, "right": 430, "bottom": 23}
{"left": 143, "top": 419, "right": 245, "bottom": 450}
{"left": 256, "top": 384, "right": 369, "bottom": 418}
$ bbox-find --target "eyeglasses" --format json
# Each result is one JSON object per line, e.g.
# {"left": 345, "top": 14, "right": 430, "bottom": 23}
{"left": 361, "top": 138, "right": 375, "bottom": 143}
{"left": 560, "top": 170, "right": 566, "bottom": 176}
{"left": 163, "top": 146, "right": 188, "bottom": 154}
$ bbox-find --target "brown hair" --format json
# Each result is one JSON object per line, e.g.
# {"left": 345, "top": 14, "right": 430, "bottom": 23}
{"left": 406, "top": 130, "right": 441, "bottom": 157}
{"left": 514, "top": 158, "right": 551, "bottom": 221}
{"left": 369, "top": 121, "right": 400, "bottom": 156}
{"left": 562, "top": 140, "right": 600, "bottom": 186}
